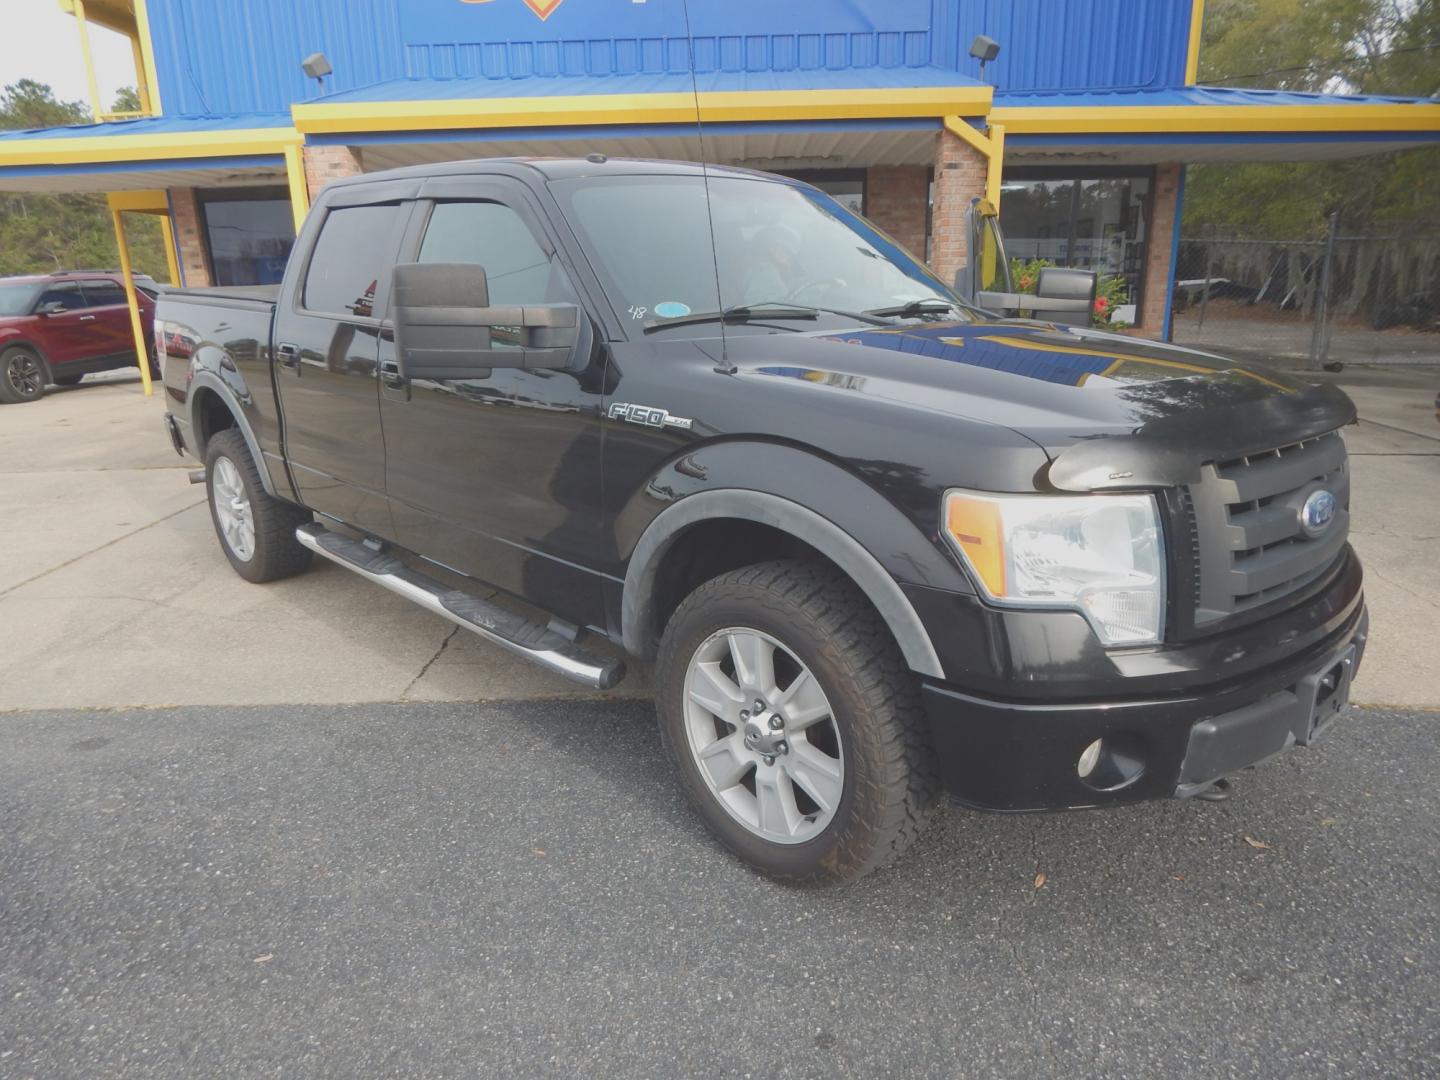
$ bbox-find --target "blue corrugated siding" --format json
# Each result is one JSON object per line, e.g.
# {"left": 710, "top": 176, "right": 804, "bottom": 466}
{"left": 146, "top": 0, "right": 409, "bottom": 115}
{"left": 145, "top": 0, "right": 1193, "bottom": 116}
{"left": 936, "top": 0, "right": 1192, "bottom": 91}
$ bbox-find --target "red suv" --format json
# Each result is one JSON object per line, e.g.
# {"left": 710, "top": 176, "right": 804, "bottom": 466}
{"left": 0, "top": 271, "right": 159, "bottom": 404}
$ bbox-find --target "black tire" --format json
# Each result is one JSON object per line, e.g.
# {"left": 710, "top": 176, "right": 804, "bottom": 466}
{"left": 204, "top": 428, "right": 313, "bottom": 583}
{"left": 54, "top": 374, "right": 85, "bottom": 387}
{"left": 0, "top": 347, "right": 47, "bottom": 404}
{"left": 656, "top": 559, "right": 939, "bottom": 883}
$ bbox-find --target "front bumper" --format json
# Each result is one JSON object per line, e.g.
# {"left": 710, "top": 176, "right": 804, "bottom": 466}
{"left": 922, "top": 601, "right": 1368, "bottom": 812}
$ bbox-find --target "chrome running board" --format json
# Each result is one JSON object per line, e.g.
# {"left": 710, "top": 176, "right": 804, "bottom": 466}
{"left": 295, "top": 522, "right": 625, "bottom": 690}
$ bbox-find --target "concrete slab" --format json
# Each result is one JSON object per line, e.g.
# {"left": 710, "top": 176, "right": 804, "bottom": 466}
{"left": 0, "top": 367, "right": 1433, "bottom": 711}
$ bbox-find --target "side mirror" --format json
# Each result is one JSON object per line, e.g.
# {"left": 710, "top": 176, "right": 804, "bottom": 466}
{"left": 36, "top": 300, "right": 67, "bottom": 316}
{"left": 391, "top": 261, "right": 580, "bottom": 380}
{"left": 1034, "top": 267, "right": 1098, "bottom": 327}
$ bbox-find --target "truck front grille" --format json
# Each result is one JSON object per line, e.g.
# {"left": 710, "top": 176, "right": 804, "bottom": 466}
{"left": 1185, "top": 431, "right": 1350, "bottom": 627}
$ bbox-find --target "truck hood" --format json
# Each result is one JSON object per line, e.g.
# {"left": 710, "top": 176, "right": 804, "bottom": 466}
{"left": 731, "top": 318, "right": 1356, "bottom": 491}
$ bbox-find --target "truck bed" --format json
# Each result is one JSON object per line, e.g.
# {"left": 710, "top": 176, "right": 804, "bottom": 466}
{"left": 162, "top": 284, "right": 280, "bottom": 308}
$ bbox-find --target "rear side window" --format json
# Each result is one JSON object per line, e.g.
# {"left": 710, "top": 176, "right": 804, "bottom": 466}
{"left": 34, "top": 282, "right": 86, "bottom": 312}
{"left": 81, "top": 281, "right": 128, "bottom": 307}
{"left": 417, "top": 201, "right": 567, "bottom": 305}
{"left": 302, "top": 203, "right": 403, "bottom": 318}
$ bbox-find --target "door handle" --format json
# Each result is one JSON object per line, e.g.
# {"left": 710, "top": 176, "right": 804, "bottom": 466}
{"left": 275, "top": 342, "right": 300, "bottom": 368}
{"left": 79, "top": 314, "right": 96, "bottom": 321}
{"left": 379, "top": 358, "right": 406, "bottom": 390}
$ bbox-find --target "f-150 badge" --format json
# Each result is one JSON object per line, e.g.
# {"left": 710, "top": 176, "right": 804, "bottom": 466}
{"left": 608, "top": 402, "right": 694, "bottom": 431}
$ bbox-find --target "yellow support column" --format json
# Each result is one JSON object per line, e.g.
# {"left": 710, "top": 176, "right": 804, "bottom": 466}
{"left": 283, "top": 141, "right": 310, "bottom": 232}
{"left": 158, "top": 214, "right": 181, "bottom": 286}
{"left": 985, "top": 123, "right": 1005, "bottom": 209}
{"left": 72, "top": 0, "right": 105, "bottom": 121}
{"left": 110, "top": 209, "right": 154, "bottom": 397}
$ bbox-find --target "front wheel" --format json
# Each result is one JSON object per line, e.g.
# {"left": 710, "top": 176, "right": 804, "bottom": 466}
{"left": 0, "top": 347, "right": 47, "bottom": 404}
{"left": 655, "top": 559, "right": 939, "bottom": 883}
{"left": 204, "top": 428, "right": 313, "bottom": 583}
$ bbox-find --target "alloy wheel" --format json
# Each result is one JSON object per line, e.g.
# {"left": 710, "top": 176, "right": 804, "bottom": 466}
{"left": 211, "top": 456, "right": 255, "bottom": 561}
{"left": 682, "top": 627, "right": 844, "bottom": 845}
{"left": 5, "top": 352, "right": 43, "bottom": 399}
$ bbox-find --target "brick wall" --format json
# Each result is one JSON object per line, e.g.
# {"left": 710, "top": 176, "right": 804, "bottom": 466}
{"left": 167, "top": 187, "right": 211, "bottom": 288}
{"left": 1137, "top": 163, "right": 1184, "bottom": 338}
{"left": 864, "top": 165, "right": 930, "bottom": 259}
{"left": 928, "top": 128, "right": 988, "bottom": 286}
{"left": 303, "top": 144, "right": 363, "bottom": 199}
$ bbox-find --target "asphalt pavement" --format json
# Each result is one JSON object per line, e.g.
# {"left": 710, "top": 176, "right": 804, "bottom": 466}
{"left": 2, "top": 699, "right": 1436, "bottom": 1079}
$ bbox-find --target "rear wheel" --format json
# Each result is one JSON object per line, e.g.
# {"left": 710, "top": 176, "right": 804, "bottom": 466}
{"left": 0, "top": 347, "right": 46, "bottom": 404}
{"left": 656, "top": 559, "right": 939, "bottom": 883}
{"left": 204, "top": 428, "right": 313, "bottom": 583}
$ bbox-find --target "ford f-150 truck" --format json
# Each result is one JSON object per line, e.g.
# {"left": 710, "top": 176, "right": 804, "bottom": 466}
{"left": 157, "top": 158, "right": 1367, "bottom": 882}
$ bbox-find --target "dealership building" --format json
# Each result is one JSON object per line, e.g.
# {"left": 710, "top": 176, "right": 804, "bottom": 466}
{"left": 2, "top": 0, "right": 1438, "bottom": 376}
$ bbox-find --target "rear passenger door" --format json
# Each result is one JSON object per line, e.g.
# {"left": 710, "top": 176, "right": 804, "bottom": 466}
{"left": 272, "top": 192, "right": 411, "bottom": 536}
{"left": 379, "top": 178, "right": 611, "bottom": 630}
{"left": 77, "top": 278, "right": 141, "bottom": 358}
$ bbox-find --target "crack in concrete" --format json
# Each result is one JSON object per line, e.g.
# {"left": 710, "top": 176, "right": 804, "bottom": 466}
{"left": 0, "top": 500, "right": 204, "bottom": 601}
{"left": 400, "top": 627, "right": 459, "bottom": 700}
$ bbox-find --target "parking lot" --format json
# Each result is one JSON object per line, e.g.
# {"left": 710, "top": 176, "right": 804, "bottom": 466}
{"left": 2, "top": 367, "right": 1438, "bottom": 1077}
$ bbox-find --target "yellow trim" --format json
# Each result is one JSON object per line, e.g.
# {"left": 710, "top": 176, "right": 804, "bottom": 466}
{"left": 293, "top": 86, "right": 992, "bottom": 134}
{"left": 989, "top": 102, "right": 1440, "bottom": 135}
{"left": 942, "top": 115, "right": 1006, "bottom": 212}
{"left": 0, "top": 128, "right": 303, "bottom": 167}
{"left": 132, "top": 0, "right": 163, "bottom": 114}
{"left": 1185, "top": 0, "right": 1205, "bottom": 85}
{"left": 283, "top": 142, "right": 310, "bottom": 231}
{"left": 72, "top": 0, "right": 105, "bottom": 121}
{"left": 106, "top": 189, "right": 168, "bottom": 213}
{"left": 110, "top": 208, "right": 153, "bottom": 397}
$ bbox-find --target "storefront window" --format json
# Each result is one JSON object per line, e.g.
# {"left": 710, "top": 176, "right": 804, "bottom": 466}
{"left": 198, "top": 188, "right": 296, "bottom": 286}
{"left": 998, "top": 169, "right": 1152, "bottom": 316}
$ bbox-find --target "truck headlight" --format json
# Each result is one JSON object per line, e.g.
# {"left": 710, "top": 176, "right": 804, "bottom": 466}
{"left": 942, "top": 489, "right": 1165, "bottom": 646}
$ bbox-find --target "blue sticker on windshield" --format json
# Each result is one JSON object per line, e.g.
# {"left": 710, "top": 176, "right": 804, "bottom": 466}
{"left": 654, "top": 301, "right": 691, "bottom": 319}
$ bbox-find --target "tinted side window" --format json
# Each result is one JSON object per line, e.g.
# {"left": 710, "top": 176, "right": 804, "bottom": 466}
{"left": 303, "top": 204, "right": 402, "bottom": 318}
{"left": 34, "top": 282, "right": 87, "bottom": 312}
{"left": 81, "top": 282, "right": 128, "bottom": 307}
{"left": 417, "top": 201, "right": 568, "bottom": 305}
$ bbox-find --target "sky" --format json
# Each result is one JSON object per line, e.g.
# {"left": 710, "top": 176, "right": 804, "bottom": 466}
{"left": 4, "top": 1, "right": 138, "bottom": 110}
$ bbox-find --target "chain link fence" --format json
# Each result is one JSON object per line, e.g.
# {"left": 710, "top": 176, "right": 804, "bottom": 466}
{"left": 1170, "top": 219, "right": 1440, "bottom": 368}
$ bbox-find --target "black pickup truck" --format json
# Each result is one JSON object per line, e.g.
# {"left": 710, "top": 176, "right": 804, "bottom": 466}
{"left": 157, "top": 158, "right": 1367, "bottom": 882}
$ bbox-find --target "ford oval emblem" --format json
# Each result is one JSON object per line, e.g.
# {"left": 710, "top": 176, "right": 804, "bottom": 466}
{"left": 1300, "top": 489, "right": 1338, "bottom": 538}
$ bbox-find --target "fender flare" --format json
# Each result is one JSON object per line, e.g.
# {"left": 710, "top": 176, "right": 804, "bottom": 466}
{"left": 187, "top": 371, "right": 278, "bottom": 496}
{"left": 622, "top": 489, "right": 945, "bottom": 679}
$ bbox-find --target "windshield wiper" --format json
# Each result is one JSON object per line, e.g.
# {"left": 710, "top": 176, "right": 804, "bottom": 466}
{"left": 643, "top": 301, "right": 896, "bottom": 334}
{"left": 863, "top": 298, "right": 961, "bottom": 319}
{"left": 643, "top": 303, "right": 818, "bottom": 334}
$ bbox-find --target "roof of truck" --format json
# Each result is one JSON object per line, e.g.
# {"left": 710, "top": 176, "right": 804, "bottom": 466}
{"left": 322, "top": 156, "right": 793, "bottom": 188}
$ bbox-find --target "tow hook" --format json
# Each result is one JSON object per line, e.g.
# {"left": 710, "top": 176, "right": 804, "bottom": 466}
{"left": 1193, "top": 777, "right": 1233, "bottom": 802}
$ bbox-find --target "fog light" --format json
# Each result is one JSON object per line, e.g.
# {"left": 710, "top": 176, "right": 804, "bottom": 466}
{"left": 1077, "top": 739, "right": 1103, "bottom": 779}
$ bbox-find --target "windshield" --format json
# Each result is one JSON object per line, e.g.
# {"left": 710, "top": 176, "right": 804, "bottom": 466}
{"left": 0, "top": 283, "right": 39, "bottom": 317}
{"left": 551, "top": 174, "right": 965, "bottom": 330}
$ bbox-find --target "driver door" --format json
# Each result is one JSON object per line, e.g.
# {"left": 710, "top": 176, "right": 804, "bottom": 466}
{"left": 379, "top": 177, "right": 611, "bottom": 631}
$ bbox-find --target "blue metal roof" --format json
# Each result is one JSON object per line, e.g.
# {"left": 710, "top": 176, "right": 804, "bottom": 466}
{"left": 0, "top": 112, "right": 292, "bottom": 144}
{"left": 309, "top": 65, "right": 984, "bottom": 106}
{"left": 995, "top": 85, "right": 1440, "bottom": 109}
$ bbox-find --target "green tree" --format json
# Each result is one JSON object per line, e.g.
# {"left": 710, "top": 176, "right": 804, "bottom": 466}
{"left": 1185, "top": 0, "right": 1440, "bottom": 237}
{"left": 0, "top": 82, "right": 166, "bottom": 280}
